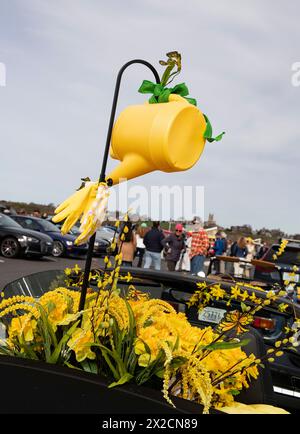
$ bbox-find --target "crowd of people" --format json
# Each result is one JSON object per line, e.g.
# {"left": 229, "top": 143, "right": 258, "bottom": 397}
{"left": 1, "top": 206, "right": 49, "bottom": 220}
{"left": 117, "top": 219, "right": 270, "bottom": 278}
{"left": 17, "top": 208, "right": 49, "bottom": 219}
{"left": 2, "top": 204, "right": 269, "bottom": 278}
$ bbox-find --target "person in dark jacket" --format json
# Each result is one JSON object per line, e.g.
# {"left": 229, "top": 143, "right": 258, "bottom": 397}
{"left": 143, "top": 221, "right": 165, "bottom": 270}
{"left": 231, "top": 237, "right": 248, "bottom": 278}
{"left": 162, "top": 224, "right": 185, "bottom": 271}
{"left": 213, "top": 232, "right": 227, "bottom": 274}
{"left": 256, "top": 241, "right": 268, "bottom": 259}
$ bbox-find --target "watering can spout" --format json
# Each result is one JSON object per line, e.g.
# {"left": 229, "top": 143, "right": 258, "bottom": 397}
{"left": 107, "top": 153, "right": 154, "bottom": 186}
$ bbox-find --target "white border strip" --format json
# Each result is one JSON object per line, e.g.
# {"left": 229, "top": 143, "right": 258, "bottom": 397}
{"left": 274, "top": 386, "right": 300, "bottom": 398}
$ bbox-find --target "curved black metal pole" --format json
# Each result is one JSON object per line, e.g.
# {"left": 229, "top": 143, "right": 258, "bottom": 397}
{"left": 78, "top": 60, "right": 160, "bottom": 313}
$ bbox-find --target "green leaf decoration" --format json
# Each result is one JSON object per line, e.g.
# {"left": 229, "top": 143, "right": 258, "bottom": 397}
{"left": 138, "top": 79, "right": 196, "bottom": 105}
{"left": 158, "top": 88, "right": 171, "bottom": 103}
{"left": 184, "top": 97, "right": 197, "bottom": 106}
{"left": 241, "top": 302, "right": 248, "bottom": 313}
{"left": 170, "top": 356, "right": 187, "bottom": 369}
{"left": 155, "top": 369, "right": 165, "bottom": 378}
{"left": 148, "top": 95, "right": 157, "bottom": 104}
{"left": 80, "top": 360, "right": 98, "bottom": 374}
{"left": 203, "top": 114, "right": 213, "bottom": 138}
{"left": 138, "top": 80, "right": 156, "bottom": 94}
{"left": 108, "top": 373, "right": 133, "bottom": 388}
{"left": 204, "top": 338, "right": 250, "bottom": 351}
{"left": 171, "top": 83, "right": 189, "bottom": 97}
{"left": 203, "top": 114, "right": 225, "bottom": 143}
{"left": 153, "top": 83, "right": 164, "bottom": 96}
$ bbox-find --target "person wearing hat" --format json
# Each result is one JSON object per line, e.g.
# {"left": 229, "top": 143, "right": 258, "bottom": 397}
{"left": 162, "top": 223, "right": 185, "bottom": 271}
{"left": 135, "top": 223, "right": 149, "bottom": 267}
{"left": 189, "top": 219, "right": 209, "bottom": 275}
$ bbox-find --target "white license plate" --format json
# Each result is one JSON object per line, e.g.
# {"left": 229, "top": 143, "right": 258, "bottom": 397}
{"left": 283, "top": 272, "right": 299, "bottom": 283}
{"left": 198, "top": 307, "right": 227, "bottom": 324}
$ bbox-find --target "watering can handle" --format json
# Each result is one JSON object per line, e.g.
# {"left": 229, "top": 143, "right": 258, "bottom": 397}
{"left": 100, "top": 60, "right": 160, "bottom": 186}
{"left": 79, "top": 60, "right": 160, "bottom": 313}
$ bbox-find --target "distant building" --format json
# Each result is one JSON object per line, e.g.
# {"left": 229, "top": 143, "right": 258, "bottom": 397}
{"left": 205, "top": 213, "right": 216, "bottom": 228}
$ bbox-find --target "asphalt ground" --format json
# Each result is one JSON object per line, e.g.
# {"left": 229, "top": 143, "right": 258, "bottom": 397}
{"left": 0, "top": 255, "right": 104, "bottom": 290}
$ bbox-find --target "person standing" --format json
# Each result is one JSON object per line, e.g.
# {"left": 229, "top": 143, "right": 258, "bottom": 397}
{"left": 213, "top": 232, "right": 227, "bottom": 274}
{"left": 143, "top": 221, "right": 165, "bottom": 270}
{"left": 162, "top": 223, "right": 185, "bottom": 271}
{"left": 256, "top": 241, "right": 268, "bottom": 259}
{"left": 231, "top": 237, "right": 248, "bottom": 278}
{"left": 180, "top": 235, "right": 192, "bottom": 272}
{"left": 118, "top": 221, "right": 137, "bottom": 267}
{"left": 135, "top": 223, "right": 148, "bottom": 267}
{"left": 219, "top": 232, "right": 228, "bottom": 274}
{"left": 245, "top": 237, "right": 256, "bottom": 278}
{"left": 189, "top": 220, "right": 209, "bottom": 276}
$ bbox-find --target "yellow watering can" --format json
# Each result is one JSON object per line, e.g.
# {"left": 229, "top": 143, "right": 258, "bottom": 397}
{"left": 107, "top": 94, "right": 207, "bottom": 185}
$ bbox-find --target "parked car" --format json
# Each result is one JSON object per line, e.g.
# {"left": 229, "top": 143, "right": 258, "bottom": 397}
{"left": 0, "top": 214, "right": 53, "bottom": 258}
{"left": 96, "top": 226, "right": 118, "bottom": 242}
{"left": 93, "top": 226, "right": 118, "bottom": 256}
{"left": 67, "top": 224, "right": 110, "bottom": 257}
{"left": 3, "top": 266, "right": 300, "bottom": 412}
{"left": 93, "top": 236, "right": 110, "bottom": 256}
{"left": 50, "top": 220, "right": 111, "bottom": 257}
{"left": 253, "top": 239, "right": 300, "bottom": 296}
{"left": 10, "top": 215, "right": 88, "bottom": 258}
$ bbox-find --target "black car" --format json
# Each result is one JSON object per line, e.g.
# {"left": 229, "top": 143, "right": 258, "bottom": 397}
{"left": 93, "top": 236, "right": 110, "bottom": 256}
{"left": 3, "top": 266, "right": 300, "bottom": 412}
{"left": 49, "top": 219, "right": 110, "bottom": 257}
{"left": 10, "top": 215, "right": 88, "bottom": 258}
{"left": 0, "top": 214, "right": 53, "bottom": 258}
{"left": 254, "top": 239, "right": 300, "bottom": 295}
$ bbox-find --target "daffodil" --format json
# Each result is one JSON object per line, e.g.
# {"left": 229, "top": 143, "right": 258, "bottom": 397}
{"left": 210, "top": 285, "right": 226, "bottom": 300}
{"left": 218, "top": 310, "right": 253, "bottom": 335}
{"left": 249, "top": 292, "right": 258, "bottom": 303}
{"left": 230, "top": 286, "right": 242, "bottom": 300}
{"left": 73, "top": 264, "right": 81, "bottom": 274}
{"left": 67, "top": 328, "right": 96, "bottom": 362}
{"left": 9, "top": 315, "right": 37, "bottom": 342}
{"left": 240, "top": 291, "right": 249, "bottom": 302}
{"left": 278, "top": 303, "right": 289, "bottom": 313}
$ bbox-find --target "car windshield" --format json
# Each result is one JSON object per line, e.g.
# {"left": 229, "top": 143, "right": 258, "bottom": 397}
{"left": 70, "top": 226, "right": 81, "bottom": 235}
{"left": 3, "top": 270, "right": 67, "bottom": 298}
{"left": 38, "top": 219, "right": 60, "bottom": 232}
{"left": 0, "top": 214, "right": 22, "bottom": 228}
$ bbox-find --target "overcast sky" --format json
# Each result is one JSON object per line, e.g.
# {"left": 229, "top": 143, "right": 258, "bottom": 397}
{"left": 0, "top": 0, "right": 299, "bottom": 232}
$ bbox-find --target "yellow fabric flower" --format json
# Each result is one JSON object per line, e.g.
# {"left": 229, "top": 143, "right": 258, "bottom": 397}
{"left": 9, "top": 315, "right": 37, "bottom": 342}
{"left": 231, "top": 286, "right": 242, "bottom": 300}
{"left": 210, "top": 285, "right": 226, "bottom": 300}
{"left": 67, "top": 328, "right": 96, "bottom": 362}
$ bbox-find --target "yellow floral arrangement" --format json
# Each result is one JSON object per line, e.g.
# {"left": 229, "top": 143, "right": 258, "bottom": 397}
{"left": 272, "top": 238, "right": 289, "bottom": 261}
{"left": 0, "top": 223, "right": 297, "bottom": 414}
{"left": 0, "top": 285, "right": 258, "bottom": 413}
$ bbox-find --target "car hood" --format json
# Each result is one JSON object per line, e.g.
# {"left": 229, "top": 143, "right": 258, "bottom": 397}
{"left": 45, "top": 231, "right": 77, "bottom": 241}
{"left": 1, "top": 226, "right": 53, "bottom": 243}
{"left": 95, "top": 235, "right": 110, "bottom": 244}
